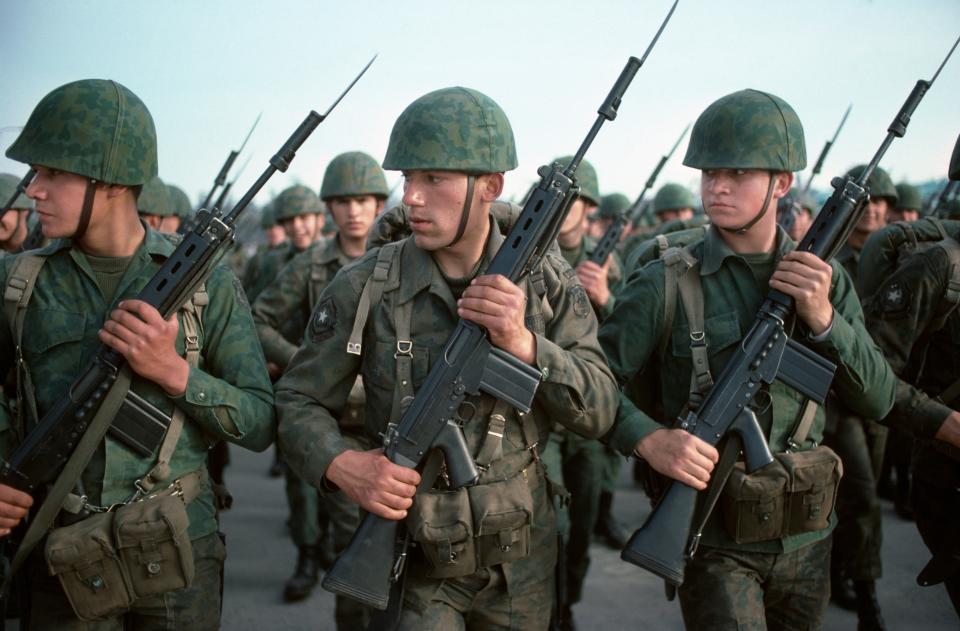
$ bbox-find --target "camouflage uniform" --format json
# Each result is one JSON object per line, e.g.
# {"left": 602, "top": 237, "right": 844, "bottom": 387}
{"left": 600, "top": 89, "right": 896, "bottom": 629}
{"left": 1, "top": 79, "right": 275, "bottom": 629}
{"left": 863, "top": 218, "right": 960, "bottom": 615}
{"left": 276, "top": 86, "right": 619, "bottom": 631}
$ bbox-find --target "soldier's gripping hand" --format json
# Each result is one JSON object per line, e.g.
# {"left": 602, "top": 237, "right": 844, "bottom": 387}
{"left": 325, "top": 449, "right": 421, "bottom": 521}
{"left": 936, "top": 410, "right": 960, "bottom": 449}
{"left": 769, "top": 251, "right": 834, "bottom": 336}
{"left": 634, "top": 429, "right": 719, "bottom": 490}
{"left": 576, "top": 259, "right": 611, "bottom": 309}
{"left": 458, "top": 274, "right": 536, "bottom": 365}
{"left": 0, "top": 484, "right": 33, "bottom": 537}
{"left": 99, "top": 299, "right": 189, "bottom": 397}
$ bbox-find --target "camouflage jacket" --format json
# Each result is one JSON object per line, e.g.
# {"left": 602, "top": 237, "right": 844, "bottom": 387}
{"left": 252, "top": 235, "right": 353, "bottom": 368}
{"left": 0, "top": 228, "right": 275, "bottom": 541}
{"left": 241, "top": 241, "right": 295, "bottom": 304}
{"left": 559, "top": 235, "right": 623, "bottom": 320}
{"left": 599, "top": 225, "right": 896, "bottom": 553}
{"left": 864, "top": 221, "right": 960, "bottom": 483}
{"left": 276, "top": 213, "right": 618, "bottom": 585}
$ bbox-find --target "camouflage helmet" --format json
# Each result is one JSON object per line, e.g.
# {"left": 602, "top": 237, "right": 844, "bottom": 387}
{"left": 845, "top": 165, "right": 898, "bottom": 206}
{"left": 552, "top": 156, "right": 599, "bottom": 206}
{"left": 383, "top": 87, "right": 518, "bottom": 174}
{"left": 138, "top": 176, "right": 172, "bottom": 216}
{"left": 273, "top": 184, "right": 323, "bottom": 222}
{"left": 894, "top": 182, "right": 923, "bottom": 211}
{"left": 0, "top": 173, "right": 33, "bottom": 210}
{"left": 320, "top": 151, "right": 389, "bottom": 201}
{"left": 166, "top": 184, "right": 193, "bottom": 218}
{"left": 597, "top": 193, "right": 631, "bottom": 220}
{"left": 6, "top": 79, "right": 158, "bottom": 186}
{"left": 653, "top": 183, "right": 695, "bottom": 214}
{"left": 684, "top": 89, "right": 806, "bottom": 172}
{"left": 260, "top": 203, "right": 276, "bottom": 229}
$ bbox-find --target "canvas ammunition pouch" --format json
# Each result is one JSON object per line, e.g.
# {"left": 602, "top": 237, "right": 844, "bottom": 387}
{"left": 407, "top": 465, "right": 536, "bottom": 579}
{"left": 720, "top": 445, "right": 842, "bottom": 544}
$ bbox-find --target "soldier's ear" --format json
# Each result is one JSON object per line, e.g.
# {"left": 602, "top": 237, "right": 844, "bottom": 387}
{"left": 477, "top": 173, "right": 504, "bottom": 202}
{"left": 772, "top": 172, "right": 794, "bottom": 199}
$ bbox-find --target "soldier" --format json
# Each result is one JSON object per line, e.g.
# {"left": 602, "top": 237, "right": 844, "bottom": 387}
{"left": 890, "top": 182, "right": 924, "bottom": 223}
{"left": 599, "top": 89, "right": 895, "bottom": 629}
{"left": 776, "top": 190, "right": 816, "bottom": 243}
{"left": 588, "top": 192, "right": 630, "bottom": 240}
{"left": 166, "top": 183, "right": 193, "bottom": 234}
{"left": 0, "top": 78, "right": 275, "bottom": 628}
{"left": 823, "top": 165, "right": 896, "bottom": 627}
{"left": 137, "top": 175, "right": 178, "bottom": 234}
{"left": 276, "top": 86, "right": 618, "bottom": 630}
{"left": 251, "top": 151, "right": 388, "bottom": 620}
{"left": 863, "top": 173, "right": 960, "bottom": 615}
{"left": 0, "top": 172, "right": 33, "bottom": 253}
{"left": 651, "top": 182, "right": 696, "bottom": 224}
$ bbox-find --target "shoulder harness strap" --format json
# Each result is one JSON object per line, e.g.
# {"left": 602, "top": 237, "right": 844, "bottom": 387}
{"left": 347, "top": 242, "right": 404, "bottom": 356}
{"left": 4, "top": 253, "right": 49, "bottom": 435}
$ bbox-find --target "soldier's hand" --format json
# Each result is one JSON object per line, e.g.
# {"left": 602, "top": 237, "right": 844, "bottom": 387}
{"left": 325, "top": 449, "right": 421, "bottom": 521}
{"left": 99, "top": 299, "right": 189, "bottom": 396}
{"left": 0, "top": 484, "right": 33, "bottom": 536}
{"left": 935, "top": 410, "right": 960, "bottom": 449}
{"left": 576, "top": 259, "right": 611, "bottom": 309}
{"left": 458, "top": 274, "right": 536, "bottom": 365}
{"left": 770, "top": 251, "right": 834, "bottom": 336}
{"left": 634, "top": 428, "right": 719, "bottom": 490}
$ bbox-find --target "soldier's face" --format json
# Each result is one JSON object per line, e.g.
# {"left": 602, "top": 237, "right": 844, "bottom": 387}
{"left": 589, "top": 216, "right": 612, "bottom": 239}
{"left": 857, "top": 197, "right": 889, "bottom": 235}
{"left": 25, "top": 166, "right": 97, "bottom": 238}
{"left": 886, "top": 208, "right": 918, "bottom": 223}
{"left": 282, "top": 213, "right": 320, "bottom": 250}
{"left": 656, "top": 207, "right": 695, "bottom": 223}
{"left": 0, "top": 209, "right": 28, "bottom": 246}
{"left": 788, "top": 209, "right": 813, "bottom": 241}
{"left": 701, "top": 169, "right": 789, "bottom": 232}
{"left": 401, "top": 170, "right": 488, "bottom": 251}
{"left": 560, "top": 198, "right": 594, "bottom": 240}
{"left": 328, "top": 195, "right": 383, "bottom": 240}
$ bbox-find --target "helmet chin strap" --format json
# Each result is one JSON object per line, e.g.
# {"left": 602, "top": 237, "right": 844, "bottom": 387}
{"left": 73, "top": 179, "right": 98, "bottom": 241}
{"left": 445, "top": 174, "right": 476, "bottom": 249}
{"left": 722, "top": 172, "right": 776, "bottom": 235}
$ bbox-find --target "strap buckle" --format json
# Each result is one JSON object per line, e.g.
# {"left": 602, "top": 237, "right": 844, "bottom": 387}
{"left": 690, "top": 330, "right": 706, "bottom": 345}
{"left": 395, "top": 340, "right": 413, "bottom": 358}
{"left": 346, "top": 342, "right": 362, "bottom": 355}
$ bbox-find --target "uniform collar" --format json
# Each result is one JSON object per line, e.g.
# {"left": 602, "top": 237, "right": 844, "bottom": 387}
{"left": 699, "top": 223, "right": 794, "bottom": 276}
{"left": 396, "top": 212, "right": 504, "bottom": 306}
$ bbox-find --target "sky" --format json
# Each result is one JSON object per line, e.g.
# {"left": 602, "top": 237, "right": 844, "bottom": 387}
{"left": 3, "top": 0, "right": 959, "bottom": 209}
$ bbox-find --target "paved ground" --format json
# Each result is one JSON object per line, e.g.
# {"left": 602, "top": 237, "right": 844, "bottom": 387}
{"left": 221, "top": 446, "right": 957, "bottom": 630}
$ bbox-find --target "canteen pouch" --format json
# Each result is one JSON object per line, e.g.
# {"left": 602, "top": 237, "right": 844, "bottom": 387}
{"left": 778, "top": 445, "right": 842, "bottom": 536}
{"left": 407, "top": 487, "right": 477, "bottom": 579}
{"left": 720, "top": 460, "right": 789, "bottom": 544}
{"left": 468, "top": 471, "right": 534, "bottom": 567}
{"left": 45, "top": 512, "right": 135, "bottom": 621}
{"left": 113, "top": 494, "right": 194, "bottom": 599}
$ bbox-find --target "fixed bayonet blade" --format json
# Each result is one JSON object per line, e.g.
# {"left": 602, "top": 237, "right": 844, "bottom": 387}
{"left": 320, "top": 54, "right": 377, "bottom": 120}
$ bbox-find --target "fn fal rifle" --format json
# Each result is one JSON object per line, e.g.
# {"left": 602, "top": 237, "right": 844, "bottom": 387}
{"left": 0, "top": 169, "right": 34, "bottom": 222}
{"left": 0, "top": 57, "right": 376, "bottom": 498}
{"left": 322, "top": 1, "right": 679, "bottom": 611}
{"left": 620, "top": 34, "right": 959, "bottom": 588}
{"left": 590, "top": 123, "right": 689, "bottom": 265}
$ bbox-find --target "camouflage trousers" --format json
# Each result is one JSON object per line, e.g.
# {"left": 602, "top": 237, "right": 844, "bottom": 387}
{"left": 823, "top": 414, "right": 887, "bottom": 581}
{"left": 397, "top": 569, "right": 553, "bottom": 631}
{"left": 541, "top": 430, "right": 605, "bottom": 604}
{"left": 284, "top": 464, "right": 327, "bottom": 547}
{"left": 599, "top": 446, "right": 623, "bottom": 494}
{"left": 678, "top": 537, "right": 832, "bottom": 630}
{"left": 22, "top": 532, "right": 226, "bottom": 630}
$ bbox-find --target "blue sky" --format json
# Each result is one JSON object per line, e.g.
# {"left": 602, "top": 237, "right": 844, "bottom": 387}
{"left": 3, "top": 0, "right": 959, "bottom": 207}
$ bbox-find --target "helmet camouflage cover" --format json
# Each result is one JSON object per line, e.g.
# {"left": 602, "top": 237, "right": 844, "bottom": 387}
{"left": 653, "top": 182, "right": 695, "bottom": 214}
{"left": 0, "top": 173, "right": 33, "bottom": 210}
{"left": 597, "top": 192, "right": 630, "bottom": 220}
{"left": 684, "top": 89, "right": 806, "bottom": 172}
{"left": 320, "top": 151, "right": 389, "bottom": 201}
{"left": 6, "top": 79, "right": 158, "bottom": 185}
{"left": 383, "top": 87, "right": 518, "bottom": 174}
{"left": 273, "top": 184, "right": 323, "bottom": 222}
{"left": 166, "top": 184, "right": 193, "bottom": 218}
{"left": 894, "top": 182, "right": 923, "bottom": 211}
{"left": 551, "top": 156, "right": 599, "bottom": 206}
{"left": 260, "top": 203, "right": 276, "bottom": 229}
{"left": 138, "top": 176, "right": 172, "bottom": 216}
{"left": 845, "top": 165, "right": 898, "bottom": 206}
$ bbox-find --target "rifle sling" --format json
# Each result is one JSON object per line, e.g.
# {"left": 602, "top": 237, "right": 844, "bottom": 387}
{"left": 8, "top": 366, "right": 133, "bottom": 578}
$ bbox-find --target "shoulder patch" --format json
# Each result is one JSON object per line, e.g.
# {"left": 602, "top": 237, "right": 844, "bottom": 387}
{"left": 232, "top": 276, "right": 250, "bottom": 311}
{"left": 571, "top": 284, "right": 591, "bottom": 318}
{"left": 879, "top": 280, "right": 910, "bottom": 316}
{"left": 309, "top": 296, "right": 338, "bottom": 343}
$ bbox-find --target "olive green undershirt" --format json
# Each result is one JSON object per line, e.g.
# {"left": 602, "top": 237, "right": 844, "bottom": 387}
{"left": 740, "top": 249, "right": 778, "bottom": 292}
{"left": 560, "top": 240, "right": 585, "bottom": 269}
{"left": 83, "top": 252, "right": 134, "bottom": 304}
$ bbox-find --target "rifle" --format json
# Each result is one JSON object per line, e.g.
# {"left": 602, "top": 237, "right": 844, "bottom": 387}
{"left": 212, "top": 153, "right": 254, "bottom": 214}
{"left": 0, "top": 169, "right": 34, "bottom": 222}
{"left": 322, "top": 2, "right": 678, "bottom": 609}
{"left": 199, "top": 112, "right": 261, "bottom": 213}
{"left": 620, "top": 34, "right": 959, "bottom": 587}
{"left": 800, "top": 103, "right": 852, "bottom": 200}
{"left": 591, "top": 123, "right": 689, "bottom": 265}
{"left": 0, "top": 56, "right": 375, "bottom": 496}
{"left": 930, "top": 180, "right": 959, "bottom": 217}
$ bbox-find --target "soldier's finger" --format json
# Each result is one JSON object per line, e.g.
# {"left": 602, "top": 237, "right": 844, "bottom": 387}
{"left": 0, "top": 516, "right": 23, "bottom": 529}
{"left": 108, "top": 307, "right": 152, "bottom": 336}
{"left": 458, "top": 296, "right": 506, "bottom": 317}
{"left": 472, "top": 274, "right": 521, "bottom": 295}
{"left": 0, "top": 503, "right": 29, "bottom": 520}
{"left": 770, "top": 269, "right": 814, "bottom": 290}
{"left": 368, "top": 501, "right": 408, "bottom": 521}
{"left": 384, "top": 461, "right": 420, "bottom": 487}
{"left": 98, "top": 327, "right": 131, "bottom": 355}
{"left": 462, "top": 283, "right": 516, "bottom": 307}
{"left": 458, "top": 308, "right": 501, "bottom": 331}
{"left": 0, "top": 484, "right": 34, "bottom": 509}
{"left": 119, "top": 299, "right": 165, "bottom": 326}
{"left": 694, "top": 439, "right": 720, "bottom": 464}
{"left": 782, "top": 251, "right": 831, "bottom": 271}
